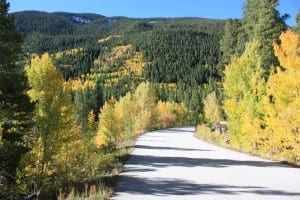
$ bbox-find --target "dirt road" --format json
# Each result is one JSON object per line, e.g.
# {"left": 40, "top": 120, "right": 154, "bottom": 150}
{"left": 112, "top": 127, "right": 300, "bottom": 200}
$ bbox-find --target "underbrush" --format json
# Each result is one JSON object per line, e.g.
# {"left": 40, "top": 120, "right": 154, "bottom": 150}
{"left": 42, "top": 139, "right": 135, "bottom": 200}
{"left": 196, "top": 124, "right": 300, "bottom": 167}
{"left": 195, "top": 124, "right": 229, "bottom": 147}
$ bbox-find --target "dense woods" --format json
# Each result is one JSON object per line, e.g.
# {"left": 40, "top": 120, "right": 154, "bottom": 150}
{"left": 0, "top": 0, "right": 34, "bottom": 198}
{"left": 0, "top": 0, "right": 299, "bottom": 199}
{"left": 203, "top": 0, "right": 300, "bottom": 165}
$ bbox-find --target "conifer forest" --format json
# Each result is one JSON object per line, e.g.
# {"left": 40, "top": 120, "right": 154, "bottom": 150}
{"left": 0, "top": 0, "right": 299, "bottom": 199}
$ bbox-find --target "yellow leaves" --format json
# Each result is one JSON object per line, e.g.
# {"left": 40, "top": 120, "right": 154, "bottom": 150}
{"left": 70, "top": 78, "right": 95, "bottom": 91}
{"left": 203, "top": 92, "right": 222, "bottom": 126}
{"left": 54, "top": 48, "right": 82, "bottom": 59}
{"left": 93, "top": 43, "right": 146, "bottom": 78}
{"left": 98, "top": 35, "right": 121, "bottom": 43}
{"left": 267, "top": 30, "right": 300, "bottom": 123}
{"left": 114, "top": 92, "right": 136, "bottom": 135}
{"left": 106, "top": 45, "right": 132, "bottom": 64}
{"left": 26, "top": 53, "right": 65, "bottom": 104}
{"left": 273, "top": 29, "right": 300, "bottom": 71}
{"left": 54, "top": 125, "right": 83, "bottom": 168}
{"left": 87, "top": 110, "right": 96, "bottom": 126}
{"left": 223, "top": 40, "right": 266, "bottom": 136}
{"left": 96, "top": 98, "right": 121, "bottom": 147}
{"left": 95, "top": 81, "right": 191, "bottom": 148}
{"left": 95, "top": 132, "right": 106, "bottom": 147}
{"left": 97, "top": 82, "right": 186, "bottom": 147}
{"left": 132, "top": 82, "right": 157, "bottom": 133}
{"left": 121, "top": 52, "right": 145, "bottom": 76}
{"left": 17, "top": 136, "right": 44, "bottom": 188}
{"left": 156, "top": 101, "right": 176, "bottom": 128}
{"left": 104, "top": 77, "right": 119, "bottom": 86}
{"left": 226, "top": 30, "right": 300, "bottom": 163}
{"left": 263, "top": 30, "right": 300, "bottom": 162}
{"left": 22, "top": 53, "right": 85, "bottom": 188}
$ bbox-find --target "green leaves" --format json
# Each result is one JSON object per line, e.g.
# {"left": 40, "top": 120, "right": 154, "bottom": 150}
{"left": 223, "top": 41, "right": 266, "bottom": 136}
{"left": 219, "top": 19, "right": 242, "bottom": 66}
{"left": 221, "top": 0, "right": 286, "bottom": 75}
{"left": 242, "top": 0, "right": 286, "bottom": 70}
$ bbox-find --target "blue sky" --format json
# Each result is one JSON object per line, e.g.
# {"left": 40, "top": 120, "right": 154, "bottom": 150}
{"left": 8, "top": 0, "right": 299, "bottom": 26}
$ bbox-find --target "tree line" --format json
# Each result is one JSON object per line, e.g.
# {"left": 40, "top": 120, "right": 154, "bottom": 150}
{"left": 1, "top": 0, "right": 300, "bottom": 198}
{"left": 202, "top": 0, "right": 300, "bottom": 165}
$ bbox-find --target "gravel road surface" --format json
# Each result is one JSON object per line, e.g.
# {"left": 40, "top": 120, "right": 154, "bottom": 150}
{"left": 112, "top": 127, "right": 300, "bottom": 200}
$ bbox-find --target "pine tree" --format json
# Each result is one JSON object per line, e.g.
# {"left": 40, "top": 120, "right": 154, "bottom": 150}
{"left": 295, "top": 12, "right": 300, "bottom": 34}
{"left": 220, "top": 19, "right": 242, "bottom": 66}
{"left": 74, "top": 83, "right": 97, "bottom": 124}
{"left": 242, "top": 0, "right": 286, "bottom": 71}
{"left": 0, "top": 0, "right": 33, "bottom": 197}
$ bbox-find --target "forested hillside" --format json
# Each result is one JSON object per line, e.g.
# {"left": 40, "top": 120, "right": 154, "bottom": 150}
{"left": 1, "top": 0, "right": 300, "bottom": 199}
{"left": 12, "top": 10, "right": 224, "bottom": 125}
{"left": 13, "top": 11, "right": 224, "bottom": 54}
{"left": 0, "top": 8, "right": 225, "bottom": 199}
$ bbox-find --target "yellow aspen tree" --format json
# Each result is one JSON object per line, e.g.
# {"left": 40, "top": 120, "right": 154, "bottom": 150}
{"left": 203, "top": 91, "right": 222, "bottom": 126}
{"left": 156, "top": 101, "right": 176, "bottom": 128}
{"left": 223, "top": 41, "right": 266, "bottom": 150}
{"left": 265, "top": 30, "right": 300, "bottom": 163}
{"left": 133, "top": 82, "right": 157, "bottom": 134}
{"left": 21, "top": 53, "right": 77, "bottom": 191}
{"left": 114, "top": 92, "right": 136, "bottom": 139}
{"left": 96, "top": 98, "right": 120, "bottom": 149}
{"left": 173, "top": 102, "right": 189, "bottom": 127}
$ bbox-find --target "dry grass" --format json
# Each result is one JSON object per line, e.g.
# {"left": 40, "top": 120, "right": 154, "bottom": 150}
{"left": 195, "top": 124, "right": 229, "bottom": 147}
{"left": 54, "top": 139, "right": 135, "bottom": 200}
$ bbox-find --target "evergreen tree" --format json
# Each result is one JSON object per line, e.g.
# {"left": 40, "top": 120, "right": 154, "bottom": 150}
{"left": 242, "top": 0, "right": 286, "bottom": 71}
{"left": 219, "top": 19, "right": 242, "bottom": 66}
{"left": 0, "top": 0, "right": 33, "bottom": 197}
{"left": 74, "top": 84, "right": 97, "bottom": 124}
{"left": 189, "top": 89, "right": 202, "bottom": 125}
{"left": 295, "top": 12, "right": 300, "bottom": 34}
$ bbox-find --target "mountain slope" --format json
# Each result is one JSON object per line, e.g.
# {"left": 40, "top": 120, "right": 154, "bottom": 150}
{"left": 12, "top": 11, "right": 225, "bottom": 123}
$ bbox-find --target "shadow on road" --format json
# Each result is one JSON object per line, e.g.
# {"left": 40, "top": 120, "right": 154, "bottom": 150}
{"left": 115, "top": 176, "right": 300, "bottom": 197}
{"left": 122, "top": 167, "right": 156, "bottom": 173}
{"left": 134, "top": 145, "right": 213, "bottom": 152}
{"left": 128, "top": 154, "right": 296, "bottom": 168}
{"left": 159, "top": 128, "right": 195, "bottom": 133}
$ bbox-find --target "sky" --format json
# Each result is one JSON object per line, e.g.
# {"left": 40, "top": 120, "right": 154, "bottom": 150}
{"left": 8, "top": 0, "right": 299, "bottom": 26}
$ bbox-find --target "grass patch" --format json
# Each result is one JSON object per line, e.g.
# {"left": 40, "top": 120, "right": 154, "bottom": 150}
{"left": 195, "top": 124, "right": 229, "bottom": 147}
{"left": 196, "top": 124, "right": 300, "bottom": 167}
{"left": 51, "top": 138, "right": 135, "bottom": 200}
